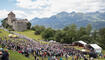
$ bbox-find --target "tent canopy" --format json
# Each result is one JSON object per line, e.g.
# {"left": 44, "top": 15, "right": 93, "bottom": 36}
{"left": 49, "top": 40, "right": 56, "bottom": 43}
{"left": 89, "top": 44, "right": 102, "bottom": 50}
{"left": 77, "top": 41, "right": 87, "bottom": 45}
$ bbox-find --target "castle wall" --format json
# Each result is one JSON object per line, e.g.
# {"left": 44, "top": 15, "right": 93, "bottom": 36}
{"left": 13, "top": 21, "right": 27, "bottom": 32}
{"left": 8, "top": 13, "right": 16, "bottom": 25}
{"left": 7, "top": 12, "right": 29, "bottom": 31}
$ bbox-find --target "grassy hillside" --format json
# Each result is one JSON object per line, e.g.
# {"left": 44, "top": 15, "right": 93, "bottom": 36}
{"left": 15, "top": 30, "right": 48, "bottom": 44}
{"left": 9, "top": 50, "right": 32, "bottom": 60}
{"left": 0, "top": 29, "right": 9, "bottom": 40}
{"left": 15, "top": 30, "right": 42, "bottom": 40}
{"left": 0, "top": 29, "right": 105, "bottom": 60}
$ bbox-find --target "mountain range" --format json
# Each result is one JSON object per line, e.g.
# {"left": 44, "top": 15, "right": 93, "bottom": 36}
{"left": 30, "top": 11, "right": 105, "bottom": 29}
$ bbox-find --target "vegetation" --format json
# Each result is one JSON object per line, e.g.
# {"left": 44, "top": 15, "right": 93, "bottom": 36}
{"left": 15, "top": 30, "right": 48, "bottom": 44}
{"left": 0, "top": 29, "right": 9, "bottom": 39}
{"left": 1, "top": 26, "right": 105, "bottom": 60}
{"left": 1, "top": 18, "right": 13, "bottom": 31}
{"left": 32, "top": 24, "right": 105, "bottom": 49}
{"left": 31, "top": 25, "right": 46, "bottom": 35}
{"left": 15, "top": 30, "right": 42, "bottom": 40}
{"left": 27, "top": 22, "right": 31, "bottom": 29}
{"left": 41, "top": 28, "right": 55, "bottom": 40}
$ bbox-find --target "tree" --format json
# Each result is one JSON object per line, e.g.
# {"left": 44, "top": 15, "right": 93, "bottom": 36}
{"left": 27, "top": 22, "right": 31, "bottom": 29}
{"left": 91, "top": 30, "right": 99, "bottom": 43}
{"left": 80, "top": 35, "right": 91, "bottom": 43}
{"left": 98, "top": 28, "right": 105, "bottom": 49}
{"left": 63, "top": 24, "right": 77, "bottom": 31}
{"left": 86, "top": 24, "right": 92, "bottom": 35}
{"left": 54, "top": 30, "right": 65, "bottom": 42}
{"left": 1, "top": 18, "right": 8, "bottom": 28}
{"left": 32, "top": 25, "right": 46, "bottom": 35}
{"left": 77, "top": 27, "right": 86, "bottom": 40}
{"left": 1, "top": 18, "right": 14, "bottom": 31}
{"left": 41, "top": 28, "right": 55, "bottom": 40}
{"left": 62, "top": 24, "right": 77, "bottom": 43}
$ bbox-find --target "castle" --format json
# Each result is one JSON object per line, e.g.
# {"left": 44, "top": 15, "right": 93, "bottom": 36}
{"left": 7, "top": 12, "right": 29, "bottom": 31}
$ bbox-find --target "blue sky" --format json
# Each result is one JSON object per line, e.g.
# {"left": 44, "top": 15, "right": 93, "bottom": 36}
{"left": 0, "top": 0, "right": 16, "bottom": 10}
{"left": 0, "top": 0, "right": 105, "bottom": 20}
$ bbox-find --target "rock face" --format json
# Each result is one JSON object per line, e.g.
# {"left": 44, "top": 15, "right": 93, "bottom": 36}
{"left": 7, "top": 12, "right": 29, "bottom": 31}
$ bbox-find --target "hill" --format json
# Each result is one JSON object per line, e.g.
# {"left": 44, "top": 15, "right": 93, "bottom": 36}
{"left": 30, "top": 11, "right": 105, "bottom": 29}
{"left": 15, "top": 30, "right": 48, "bottom": 44}
{"left": 1, "top": 28, "right": 105, "bottom": 60}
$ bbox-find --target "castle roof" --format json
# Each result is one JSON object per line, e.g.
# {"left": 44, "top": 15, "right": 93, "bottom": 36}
{"left": 8, "top": 11, "right": 15, "bottom": 15}
{"left": 14, "top": 19, "right": 29, "bottom": 23}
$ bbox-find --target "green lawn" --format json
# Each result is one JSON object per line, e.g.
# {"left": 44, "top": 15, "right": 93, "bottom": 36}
{"left": 0, "top": 29, "right": 9, "bottom": 40}
{"left": 9, "top": 50, "right": 31, "bottom": 60}
{"left": 15, "top": 30, "right": 42, "bottom": 40}
{"left": 15, "top": 30, "right": 48, "bottom": 44}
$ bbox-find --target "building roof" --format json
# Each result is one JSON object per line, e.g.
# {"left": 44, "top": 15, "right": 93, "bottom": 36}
{"left": 8, "top": 11, "right": 15, "bottom": 15}
{"left": 77, "top": 41, "right": 87, "bottom": 45}
{"left": 89, "top": 44, "right": 102, "bottom": 50}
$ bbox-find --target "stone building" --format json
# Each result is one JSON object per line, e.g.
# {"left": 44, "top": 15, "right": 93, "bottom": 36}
{"left": 7, "top": 12, "right": 29, "bottom": 31}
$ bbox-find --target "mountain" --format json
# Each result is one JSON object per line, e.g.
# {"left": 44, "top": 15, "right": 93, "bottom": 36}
{"left": 30, "top": 11, "right": 105, "bottom": 29}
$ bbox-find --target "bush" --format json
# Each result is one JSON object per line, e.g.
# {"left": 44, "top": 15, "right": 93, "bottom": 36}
{"left": 1, "top": 18, "right": 14, "bottom": 31}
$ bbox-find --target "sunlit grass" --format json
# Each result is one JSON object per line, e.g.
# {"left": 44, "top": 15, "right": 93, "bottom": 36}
{"left": 0, "top": 29, "right": 9, "bottom": 40}
{"left": 15, "top": 30, "right": 48, "bottom": 44}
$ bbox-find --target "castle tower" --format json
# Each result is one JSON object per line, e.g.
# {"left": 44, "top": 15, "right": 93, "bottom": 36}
{"left": 8, "top": 11, "right": 16, "bottom": 25}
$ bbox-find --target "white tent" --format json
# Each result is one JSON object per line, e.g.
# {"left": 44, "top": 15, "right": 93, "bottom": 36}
{"left": 89, "top": 44, "right": 102, "bottom": 53}
{"left": 49, "top": 40, "right": 56, "bottom": 43}
{"left": 73, "top": 40, "right": 87, "bottom": 47}
{"left": 81, "top": 49, "right": 86, "bottom": 52}
{"left": 78, "top": 41, "right": 87, "bottom": 45}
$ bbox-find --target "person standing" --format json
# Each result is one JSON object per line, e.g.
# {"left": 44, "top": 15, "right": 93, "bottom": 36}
{"left": 34, "top": 55, "right": 37, "bottom": 60}
{"left": 65, "top": 54, "right": 68, "bottom": 60}
{"left": 42, "top": 55, "right": 44, "bottom": 60}
{"left": 2, "top": 49, "right": 9, "bottom": 60}
{"left": 0, "top": 50, "right": 2, "bottom": 60}
{"left": 72, "top": 55, "right": 74, "bottom": 60}
{"left": 60, "top": 57, "right": 62, "bottom": 60}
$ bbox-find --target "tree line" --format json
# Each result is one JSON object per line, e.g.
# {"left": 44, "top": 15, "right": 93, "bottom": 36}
{"left": 32, "top": 24, "right": 105, "bottom": 49}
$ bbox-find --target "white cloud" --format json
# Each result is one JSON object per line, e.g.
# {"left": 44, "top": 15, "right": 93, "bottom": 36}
{"left": 13, "top": 10, "right": 28, "bottom": 19}
{"left": 0, "top": 10, "right": 31, "bottom": 20}
{"left": 15, "top": 0, "right": 105, "bottom": 19}
{"left": 0, "top": 10, "right": 9, "bottom": 19}
{"left": 16, "top": 0, "right": 50, "bottom": 9}
{"left": 1, "top": 0, "right": 105, "bottom": 20}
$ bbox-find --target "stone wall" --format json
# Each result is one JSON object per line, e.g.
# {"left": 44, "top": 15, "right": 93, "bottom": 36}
{"left": 13, "top": 21, "right": 27, "bottom": 32}
{"left": 8, "top": 12, "right": 16, "bottom": 25}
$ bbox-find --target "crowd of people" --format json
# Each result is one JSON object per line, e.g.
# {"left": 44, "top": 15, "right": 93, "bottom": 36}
{"left": 0, "top": 37, "right": 104, "bottom": 60}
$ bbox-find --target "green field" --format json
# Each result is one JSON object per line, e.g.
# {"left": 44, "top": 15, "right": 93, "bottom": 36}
{"left": 15, "top": 30, "right": 42, "bottom": 40}
{"left": 0, "top": 29, "right": 9, "bottom": 40}
{"left": 15, "top": 30, "right": 48, "bottom": 44}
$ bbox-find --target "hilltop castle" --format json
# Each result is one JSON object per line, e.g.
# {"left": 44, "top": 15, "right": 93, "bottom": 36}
{"left": 7, "top": 12, "right": 30, "bottom": 31}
